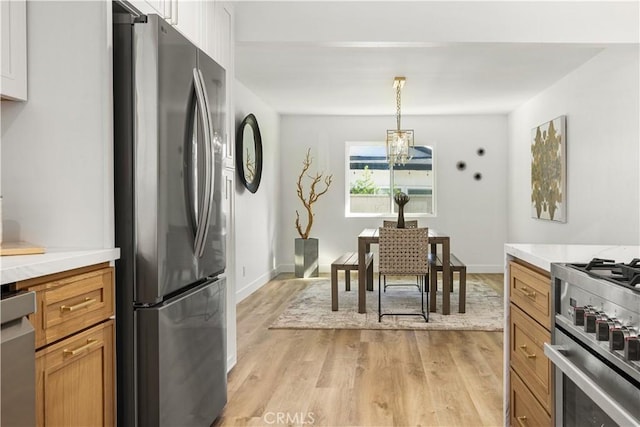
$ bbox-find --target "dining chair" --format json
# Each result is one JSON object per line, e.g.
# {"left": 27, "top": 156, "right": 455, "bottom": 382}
{"left": 382, "top": 220, "right": 418, "bottom": 228}
{"left": 377, "top": 227, "right": 429, "bottom": 322}
{"left": 382, "top": 219, "right": 420, "bottom": 291}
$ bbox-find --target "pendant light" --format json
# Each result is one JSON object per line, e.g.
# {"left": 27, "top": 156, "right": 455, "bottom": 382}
{"left": 386, "top": 76, "right": 414, "bottom": 166}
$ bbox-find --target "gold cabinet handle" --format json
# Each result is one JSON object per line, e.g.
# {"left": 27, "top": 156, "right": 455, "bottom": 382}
{"left": 60, "top": 297, "right": 97, "bottom": 313}
{"left": 516, "top": 415, "right": 527, "bottom": 427}
{"left": 520, "top": 286, "right": 537, "bottom": 300}
{"left": 63, "top": 338, "right": 98, "bottom": 357}
{"left": 519, "top": 344, "right": 537, "bottom": 359}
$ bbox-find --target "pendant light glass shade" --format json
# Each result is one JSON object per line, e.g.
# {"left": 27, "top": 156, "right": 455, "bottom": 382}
{"left": 386, "top": 77, "right": 414, "bottom": 166}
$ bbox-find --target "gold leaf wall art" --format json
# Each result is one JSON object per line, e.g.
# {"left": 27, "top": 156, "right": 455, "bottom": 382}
{"left": 531, "top": 116, "right": 566, "bottom": 222}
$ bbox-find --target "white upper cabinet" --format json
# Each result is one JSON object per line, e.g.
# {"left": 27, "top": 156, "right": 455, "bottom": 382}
{"left": 130, "top": 0, "right": 165, "bottom": 17}
{"left": 203, "top": 1, "right": 233, "bottom": 166}
{"left": 203, "top": 1, "right": 231, "bottom": 69}
{"left": 132, "top": 0, "right": 202, "bottom": 47}
{"left": 144, "top": 0, "right": 165, "bottom": 15}
{"left": 172, "top": 0, "right": 203, "bottom": 47}
{"left": 1, "top": 0, "right": 28, "bottom": 101}
{"left": 202, "top": 0, "right": 217, "bottom": 60}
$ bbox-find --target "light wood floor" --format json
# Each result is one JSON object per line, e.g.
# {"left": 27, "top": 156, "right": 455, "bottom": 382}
{"left": 215, "top": 273, "right": 504, "bottom": 427}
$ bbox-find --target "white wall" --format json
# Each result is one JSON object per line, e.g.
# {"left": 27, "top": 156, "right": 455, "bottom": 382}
{"left": 278, "top": 115, "right": 508, "bottom": 273}
{"left": 1, "top": 0, "right": 113, "bottom": 249}
{"left": 234, "top": 80, "right": 281, "bottom": 300}
{"left": 507, "top": 46, "right": 640, "bottom": 244}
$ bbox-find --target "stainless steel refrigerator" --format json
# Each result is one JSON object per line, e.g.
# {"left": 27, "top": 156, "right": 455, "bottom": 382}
{"left": 113, "top": 11, "right": 227, "bottom": 427}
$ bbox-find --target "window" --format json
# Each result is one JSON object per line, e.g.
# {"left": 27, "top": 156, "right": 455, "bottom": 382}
{"left": 345, "top": 142, "right": 435, "bottom": 216}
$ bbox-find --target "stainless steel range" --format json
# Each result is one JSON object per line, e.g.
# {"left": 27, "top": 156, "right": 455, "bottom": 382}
{"left": 546, "top": 259, "right": 640, "bottom": 426}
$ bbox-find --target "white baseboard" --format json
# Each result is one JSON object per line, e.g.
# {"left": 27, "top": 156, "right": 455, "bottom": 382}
{"left": 277, "top": 263, "right": 333, "bottom": 274}
{"left": 235, "top": 268, "right": 279, "bottom": 303}
{"left": 468, "top": 265, "right": 503, "bottom": 274}
{"left": 227, "top": 354, "right": 236, "bottom": 373}
{"left": 277, "top": 263, "right": 503, "bottom": 274}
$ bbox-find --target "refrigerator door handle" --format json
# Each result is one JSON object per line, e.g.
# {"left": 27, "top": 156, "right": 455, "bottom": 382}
{"left": 185, "top": 94, "right": 198, "bottom": 246}
{"left": 196, "top": 68, "right": 215, "bottom": 254}
{"left": 192, "top": 68, "right": 212, "bottom": 257}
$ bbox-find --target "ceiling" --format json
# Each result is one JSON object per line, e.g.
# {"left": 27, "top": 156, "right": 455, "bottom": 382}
{"left": 235, "top": 42, "right": 605, "bottom": 115}
{"left": 233, "top": 1, "right": 639, "bottom": 116}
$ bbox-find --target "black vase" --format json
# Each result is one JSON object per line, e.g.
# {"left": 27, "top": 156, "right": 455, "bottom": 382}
{"left": 394, "top": 192, "right": 410, "bottom": 228}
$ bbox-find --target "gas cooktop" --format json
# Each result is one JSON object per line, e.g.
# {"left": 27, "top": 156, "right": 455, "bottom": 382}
{"left": 568, "top": 258, "right": 640, "bottom": 290}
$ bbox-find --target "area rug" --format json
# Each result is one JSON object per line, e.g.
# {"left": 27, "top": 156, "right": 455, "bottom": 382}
{"left": 269, "top": 278, "right": 503, "bottom": 331}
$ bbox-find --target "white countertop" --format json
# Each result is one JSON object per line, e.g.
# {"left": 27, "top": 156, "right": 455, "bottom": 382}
{"left": 0, "top": 248, "right": 120, "bottom": 284}
{"left": 505, "top": 243, "right": 640, "bottom": 272}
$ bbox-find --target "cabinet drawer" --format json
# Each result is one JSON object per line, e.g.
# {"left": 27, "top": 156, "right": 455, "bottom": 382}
{"left": 510, "top": 368, "right": 551, "bottom": 427}
{"left": 35, "top": 320, "right": 114, "bottom": 427}
{"left": 509, "top": 261, "right": 551, "bottom": 330}
{"left": 510, "top": 304, "right": 552, "bottom": 412}
{"left": 26, "top": 266, "right": 114, "bottom": 348}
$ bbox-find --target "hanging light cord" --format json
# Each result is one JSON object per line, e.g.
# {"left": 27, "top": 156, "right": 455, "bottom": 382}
{"left": 396, "top": 83, "right": 402, "bottom": 131}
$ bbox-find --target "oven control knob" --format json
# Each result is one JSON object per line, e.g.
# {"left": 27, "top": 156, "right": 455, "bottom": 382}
{"left": 584, "top": 311, "right": 599, "bottom": 333}
{"left": 624, "top": 334, "right": 640, "bottom": 361}
{"left": 596, "top": 316, "right": 613, "bottom": 341}
{"left": 610, "top": 326, "right": 628, "bottom": 351}
{"left": 572, "top": 306, "right": 585, "bottom": 326}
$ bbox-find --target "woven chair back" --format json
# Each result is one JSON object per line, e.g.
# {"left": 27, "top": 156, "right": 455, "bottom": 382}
{"left": 378, "top": 227, "right": 429, "bottom": 275}
{"left": 382, "top": 220, "right": 418, "bottom": 228}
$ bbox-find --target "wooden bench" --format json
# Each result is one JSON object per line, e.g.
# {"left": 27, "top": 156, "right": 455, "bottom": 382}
{"left": 331, "top": 252, "right": 373, "bottom": 311}
{"left": 429, "top": 252, "right": 467, "bottom": 313}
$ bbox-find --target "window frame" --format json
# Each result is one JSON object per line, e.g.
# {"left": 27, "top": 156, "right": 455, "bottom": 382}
{"left": 344, "top": 141, "right": 437, "bottom": 218}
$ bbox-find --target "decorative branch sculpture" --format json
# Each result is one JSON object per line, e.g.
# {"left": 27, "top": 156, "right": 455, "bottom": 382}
{"left": 245, "top": 147, "right": 256, "bottom": 182}
{"left": 295, "top": 148, "right": 333, "bottom": 239}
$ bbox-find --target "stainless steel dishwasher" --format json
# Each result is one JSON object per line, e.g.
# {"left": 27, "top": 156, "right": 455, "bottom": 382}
{"left": 1, "top": 288, "right": 36, "bottom": 426}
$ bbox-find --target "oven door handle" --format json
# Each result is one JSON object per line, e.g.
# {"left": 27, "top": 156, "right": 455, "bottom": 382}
{"left": 543, "top": 343, "right": 639, "bottom": 427}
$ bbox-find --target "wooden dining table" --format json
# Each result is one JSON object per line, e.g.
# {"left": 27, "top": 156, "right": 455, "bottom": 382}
{"left": 357, "top": 228, "right": 452, "bottom": 315}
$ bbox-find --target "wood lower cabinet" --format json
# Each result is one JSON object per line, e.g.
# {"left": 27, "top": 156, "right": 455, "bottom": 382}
{"left": 510, "top": 304, "right": 552, "bottom": 412}
{"left": 509, "top": 261, "right": 551, "bottom": 330}
{"left": 17, "top": 263, "right": 115, "bottom": 426}
{"left": 29, "top": 266, "right": 114, "bottom": 349}
{"left": 35, "top": 320, "right": 114, "bottom": 427}
{"left": 508, "top": 259, "right": 552, "bottom": 426}
{"left": 510, "top": 368, "right": 551, "bottom": 427}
